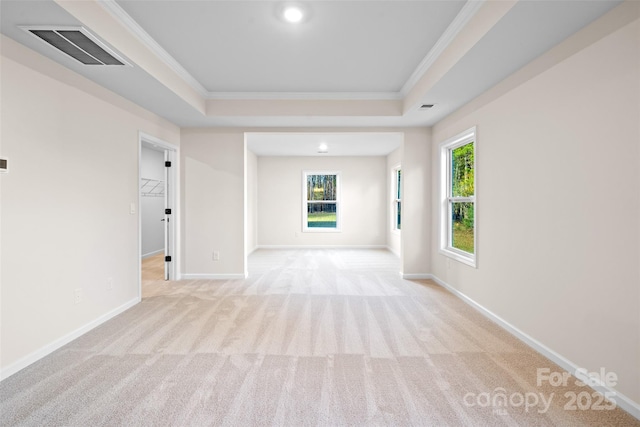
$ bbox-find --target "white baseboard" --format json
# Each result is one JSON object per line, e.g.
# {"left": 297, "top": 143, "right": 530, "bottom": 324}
{"left": 257, "top": 245, "right": 389, "bottom": 250}
{"left": 181, "top": 273, "right": 248, "bottom": 280}
{"left": 429, "top": 274, "right": 640, "bottom": 421}
{"left": 0, "top": 297, "right": 140, "bottom": 381}
{"left": 401, "top": 273, "right": 432, "bottom": 280}
{"left": 141, "top": 249, "right": 163, "bottom": 259}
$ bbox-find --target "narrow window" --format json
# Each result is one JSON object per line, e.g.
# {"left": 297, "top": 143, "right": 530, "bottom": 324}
{"left": 394, "top": 167, "right": 402, "bottom": 231}
{"left": 303, "top": 171, "right": 340, "bottom": 232}
{"left": 440, "top": 128, "right": 476, "bottom": 267}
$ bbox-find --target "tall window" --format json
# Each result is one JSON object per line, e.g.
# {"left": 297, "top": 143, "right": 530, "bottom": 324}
{"left": 440, "top": 127, "right": 476, "bottom": 267}
{"left": 393, "top": 167, "right": 402, "bottom": 230}
{"left": 303, "top": 171, "right": 340, "bottom": 232}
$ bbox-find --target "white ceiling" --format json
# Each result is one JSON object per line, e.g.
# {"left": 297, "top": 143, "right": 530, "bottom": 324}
{"left": 116, "top": 0, "right": 465, "bottom": 94}
{"left": 246, "top": 132, "right": 403, "bottom": 156}
{"left": 0, "top": 0, "right": 622, "bottom": 155}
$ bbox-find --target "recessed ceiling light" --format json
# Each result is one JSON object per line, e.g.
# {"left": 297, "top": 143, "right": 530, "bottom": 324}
{"left": 317, "top": 143, "right": 329, "bottom": 153}
{"left": 283, "top": 6, "right": 304, "bottom": 23}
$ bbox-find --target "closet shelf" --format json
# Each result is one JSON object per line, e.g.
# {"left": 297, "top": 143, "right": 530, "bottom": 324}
{"left": 141, "top": 178, "right": 165, "bottom": 197}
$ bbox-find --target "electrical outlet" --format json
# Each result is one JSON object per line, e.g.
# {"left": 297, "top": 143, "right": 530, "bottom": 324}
{"left": 74, "top": 288, "right": 82, "bottom": 304}
{"left": 213, "top": 251, "right": 220, "bottom": 261}
{"left": 106, "top": 277, "right": 114, "bottom": 290}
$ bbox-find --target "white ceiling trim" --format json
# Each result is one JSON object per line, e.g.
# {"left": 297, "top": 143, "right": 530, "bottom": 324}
{"left": 98, "top": 0, "right": 209, "bottom": 97}
{"left": 98, "top": 0, "right": 481, "bottom": 102}
{"left": 400, "top": 0, "right": 485, "bottom": 97}
{"left": 206, "top": 91, "right": 403, "bottom": 101}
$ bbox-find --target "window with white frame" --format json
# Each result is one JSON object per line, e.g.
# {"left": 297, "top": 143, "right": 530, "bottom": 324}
{"left": 303, "top": 171, "right": 340, "bottom": 232}
{"left": 440, "top": 127, "right": 476, "bottom": 267}
{"left": 393, "top": 167, "right": 402, "bottom": 231}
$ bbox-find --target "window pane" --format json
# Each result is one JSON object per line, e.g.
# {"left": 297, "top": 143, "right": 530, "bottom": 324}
{"left": 396, "top": 170, "right": 401, "bottom": 199}
{"left": 307, "top": 202, "right": 337, "bottom": 228}
{"left": 451, "top": 202, "right": 474, "bottom": 253}
{"left": 307, "top": 175, "right": 337, "bottom": 201}
{"left": 451, "top": 143, "right": 474, "bottom": 197}
{"left": 396, "top": 201, "right": 401, "bottom": 230}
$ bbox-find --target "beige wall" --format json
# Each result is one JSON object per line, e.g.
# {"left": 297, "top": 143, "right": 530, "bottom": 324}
{"left": 180, "top": 129, "right": 245, "bottom": 277}
{"left": 431, "top": 13, "right": 640, "bottom": 404}
{"left": 401, "top": 128, "right": 432, "bottom": 276}
{"left": 0, "top": 36, "right": 180, "bottom": 375}
{"left": 246, "top": 148, "right": 259, "bottom": 255}
{"left": 257, "top": 156, "right": 387, "bottom": 247}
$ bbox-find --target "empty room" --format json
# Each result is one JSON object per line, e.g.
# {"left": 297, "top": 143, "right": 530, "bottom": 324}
{"left": 1, "top": 0, "right": 639, "bottom": 425}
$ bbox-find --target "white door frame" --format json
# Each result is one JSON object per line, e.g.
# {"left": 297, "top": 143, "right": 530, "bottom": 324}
{"left": 138, "top": 132, "right": 180, "bottom": 294}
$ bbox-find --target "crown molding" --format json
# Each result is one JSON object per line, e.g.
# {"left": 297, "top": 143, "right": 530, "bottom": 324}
{"left": 98, "top": 0, "right": 208, "bottom": 97}
{"left": 206, "top": 91, "right": 403, "bottom": 101}
{"left": 400, "top": 0, "right": 485, "bottom": 96}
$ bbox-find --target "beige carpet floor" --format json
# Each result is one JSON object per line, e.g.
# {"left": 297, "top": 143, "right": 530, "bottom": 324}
{"left": 1, "top": 249, "right": 637, "bottom": 426}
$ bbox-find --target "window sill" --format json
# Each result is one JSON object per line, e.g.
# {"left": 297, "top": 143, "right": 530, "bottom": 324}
{"left": 440, "top": 248, "right": 476, "bottom": 268}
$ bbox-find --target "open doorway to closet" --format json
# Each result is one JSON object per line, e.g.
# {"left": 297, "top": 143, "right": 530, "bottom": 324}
{"left": 139, "top": 133, "right": 177, "bottom": 284}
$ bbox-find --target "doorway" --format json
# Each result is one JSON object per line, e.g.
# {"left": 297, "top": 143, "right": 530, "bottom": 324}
{"left": 139, "top": 133, "right": 177, "bottom": 285}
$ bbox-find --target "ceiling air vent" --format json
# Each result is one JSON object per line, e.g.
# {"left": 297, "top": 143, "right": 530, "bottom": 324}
{"left": 21, "top": 26, "right": 129, "bottom": 66}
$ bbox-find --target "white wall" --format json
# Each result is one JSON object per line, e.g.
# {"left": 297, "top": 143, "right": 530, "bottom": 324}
{"left": 245, "top": 148, "right": 258, "bottom": 255}
{"left": 386, "top": 147, "right": 403, "bottom": 256}
{"left": 140, "top": 147, "right": 165, "bottom": 257}
{"left": 401, "top": 128, "right": 431, "bottom": 276}
{"left": 0, "top": 36, "right": 180, "bottom": 376}
{"left": 431, "top": 8, "right": 640, "bottom": 407}
{"left": 257, "top": 156, "right": 387, "bottom": 247}
{"left": 180, "top": 129, "right": 245, "bottom": 277}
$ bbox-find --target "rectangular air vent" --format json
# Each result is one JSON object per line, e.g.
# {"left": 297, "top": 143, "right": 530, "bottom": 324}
{"left": 21, "top": 26, "right": 129, "bottom": 66}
